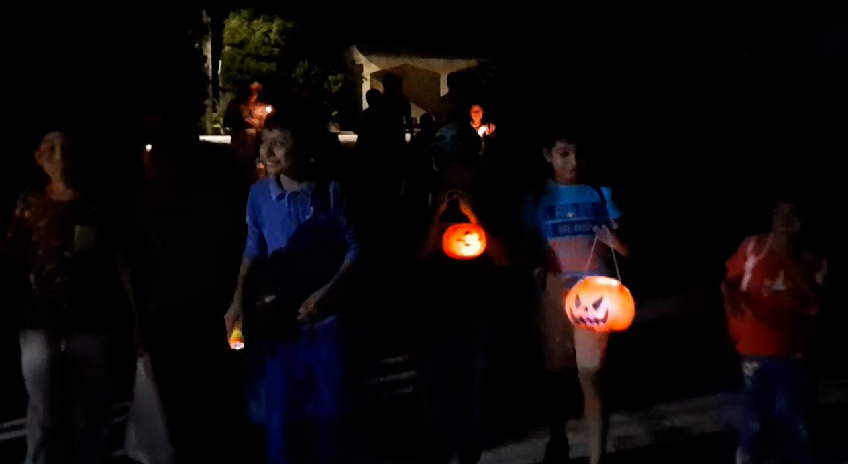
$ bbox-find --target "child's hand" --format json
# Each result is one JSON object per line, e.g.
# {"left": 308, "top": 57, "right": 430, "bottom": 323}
{"left": 457, "top": 196, "right": 478, "bottom": 223}
{"left": 298, "top": 284, "right": 329, "bottom": 323}
{"left": 224, "top": 301, "right": 243, "bottom": 336}
{"left": 593, "top": 225, "right": 618, "bottom": 250}
{"left": 433, "top": 190, "right": 458, "bottom": 214}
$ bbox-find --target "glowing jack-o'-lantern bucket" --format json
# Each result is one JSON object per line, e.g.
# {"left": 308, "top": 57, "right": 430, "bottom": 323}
{"left": 442, "top": 223, "right": 487, "bottom": 260}
{"left": 229, "top": 321, "right": 245, "bottom": 350}
{"left": 564, "top": 276, "right": 635, "bottom": 332}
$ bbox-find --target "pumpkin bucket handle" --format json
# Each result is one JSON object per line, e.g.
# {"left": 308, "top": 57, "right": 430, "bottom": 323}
{"left": 583, "top": 230, "right": 622, "bottom": 281}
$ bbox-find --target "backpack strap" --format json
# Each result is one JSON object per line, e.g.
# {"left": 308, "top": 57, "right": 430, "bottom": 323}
{"left": 310, "top": 180, "right": 334, "bottom": 217}
{"left": 589, "top": 184, "right": 611, "bottom": 227}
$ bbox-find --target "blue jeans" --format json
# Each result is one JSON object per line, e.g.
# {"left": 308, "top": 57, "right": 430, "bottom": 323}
{"left": 245, "top": 339, "right": 267, "bottom": 425}
{"left": 738, "top": 355, "right": 815, "bottom": 464}
{"left": 265, "top": 318, "right": 346, "bottom": 464}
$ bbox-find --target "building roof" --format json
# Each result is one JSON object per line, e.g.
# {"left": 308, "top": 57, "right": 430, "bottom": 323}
{"left": 351, "top": 44, "right": 489, "bottom": 60}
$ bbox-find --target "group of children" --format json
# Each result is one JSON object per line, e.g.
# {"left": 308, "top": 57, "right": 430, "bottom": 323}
{"left": 5, "top": 111, "right": 827, "bottom": 464}
{"left": 224, "top": 111, "right": 828, "bottom": 464}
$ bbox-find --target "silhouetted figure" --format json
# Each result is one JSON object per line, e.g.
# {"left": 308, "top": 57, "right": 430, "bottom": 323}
{"left": 132, "top": 113, "right": 245, "bottom": 464}
{"left": 437, "top": 72, "right": 471, "bottom": 125}
{"left": 409, "top": 113, "right": 437, "bottom": 164}
{"left": 295, "top": 86, "right": 333, "bottom": 132}
{"left": 291, "top": 87, "right": 341, "bottom": 180}
{"left": 352, "top": 88, "right": 407, "bottom": 241}
{"left": 404, "top": 113, "right": 438, "bottom": 217}
{"left": 354, "top": 89, "right": 389, "bottom": 157}
{"left": 381, "top": 73, "right": 414, "bottom": 140}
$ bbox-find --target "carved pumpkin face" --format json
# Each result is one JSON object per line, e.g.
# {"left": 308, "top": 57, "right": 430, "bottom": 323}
{"left": 442, "top": 223, "right": 486, "bottom": 260}
{"left": 564, "top": 276, "right": 635, "bottom": 332}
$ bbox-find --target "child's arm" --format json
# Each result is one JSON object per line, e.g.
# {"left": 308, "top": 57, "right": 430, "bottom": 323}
{"left": 0, "top": 192, "right": 32, "bottom": 260}
{"left": 298, "top": 184, "right": 360, "bottom": 322}
{"left": 721, "top": 237, "right": 751, "bottom": 317}
{"left": 598, "top": 187, "right": 630, "bottom": 257}
{"left": 418, "top": 190, "right": 463, "bottom": 259}
{"left": 595, "top": 224, "right": 630, "bottom": 258}
{"left": 418, "top": 201, "right": 448, "bottom": 260}
{"left": 788, "top": 252, "right": 827, "bottom": 315}
{"left": 720, "top": 276, "right": 745, "bottom": 316}
{"left": 225, "top": 191, "right": 266, "bottom": 333}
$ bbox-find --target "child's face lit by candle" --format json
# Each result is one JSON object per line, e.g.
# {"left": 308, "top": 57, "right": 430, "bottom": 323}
{"left": 470, "top": 105, "right": 484, "bottom": 126}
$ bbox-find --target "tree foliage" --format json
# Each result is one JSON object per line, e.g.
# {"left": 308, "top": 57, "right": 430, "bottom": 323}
{"left": 290, "top": 60, "right": 354, "bottom": 95}
{"left": 221, "top": 9, "right": 295, "bottom": 90}
{"left": 220, "top": 9, "right": 357, "bottom": 105}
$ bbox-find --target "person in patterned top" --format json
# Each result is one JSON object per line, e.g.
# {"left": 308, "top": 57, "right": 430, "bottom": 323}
{"left": 2, "top": 131, "right": 136, "bottom": 464}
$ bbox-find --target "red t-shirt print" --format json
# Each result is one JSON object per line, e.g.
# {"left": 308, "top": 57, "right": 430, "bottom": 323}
{"left": 724, "top": 234, "right": 817, "bottom": 357}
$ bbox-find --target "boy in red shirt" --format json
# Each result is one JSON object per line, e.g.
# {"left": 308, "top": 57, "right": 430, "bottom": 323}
{"left": 721, "top": 198, "right": 826, "bottom": 464}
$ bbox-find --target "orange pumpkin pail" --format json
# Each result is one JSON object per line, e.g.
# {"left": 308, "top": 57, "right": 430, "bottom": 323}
{"left": 564, "top": 276, "right": 635, "bottom": 332}
{"left": 562, "top": 225, "right": 634, "bottom": 333}
{"left": 442, "top": 223, "right": 487, "bottom": 260}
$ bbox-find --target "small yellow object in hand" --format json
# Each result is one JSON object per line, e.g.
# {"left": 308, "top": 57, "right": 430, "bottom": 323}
{"left": 229, "top": 324, "right": 245, "bottom": 351}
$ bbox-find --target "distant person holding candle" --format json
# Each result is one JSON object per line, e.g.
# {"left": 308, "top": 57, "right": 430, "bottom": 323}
{"left": 224, "top": 82, "right": 273, "bottom": 182}
{"left": 469, "top": 104, "right": 496, "bottom": 153}
{"left": 469, "top": 104, "right": 494, "bottom": 137}
{"left": 224, "top": 112, "right": 360, "bottom": 464}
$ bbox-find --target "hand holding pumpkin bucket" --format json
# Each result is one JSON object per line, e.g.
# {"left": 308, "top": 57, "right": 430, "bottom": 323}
{"left": 563, "top": 229, "right": 634, "bottom": 332}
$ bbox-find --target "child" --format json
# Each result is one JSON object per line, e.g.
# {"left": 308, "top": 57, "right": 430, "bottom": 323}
{"left": 523, "top": 129, "right": 629, "bottom": 464}
{"left": 2, "top": 131, "right": 136, "bottom": 464}
{"left": 722, "top": 197, "right": 825, "bottom": 464}
{"left": 413, "top": 124, "right": 509, "bottom": 464}
{"left": 224, "top": 113, "right": 360, "bottom": 464}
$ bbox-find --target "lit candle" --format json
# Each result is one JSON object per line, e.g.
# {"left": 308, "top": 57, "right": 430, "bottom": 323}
{"left": 145, "top": 144, "right": 153, "bottom": 152}
{"left": 265, "top": 105, "right": 273, "bottom": 114}
{"left": 477, "top": 126, "right": 487, "bottom": 137}
{"left": 229, "top": 321, "right": 245, "bottom": 350}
